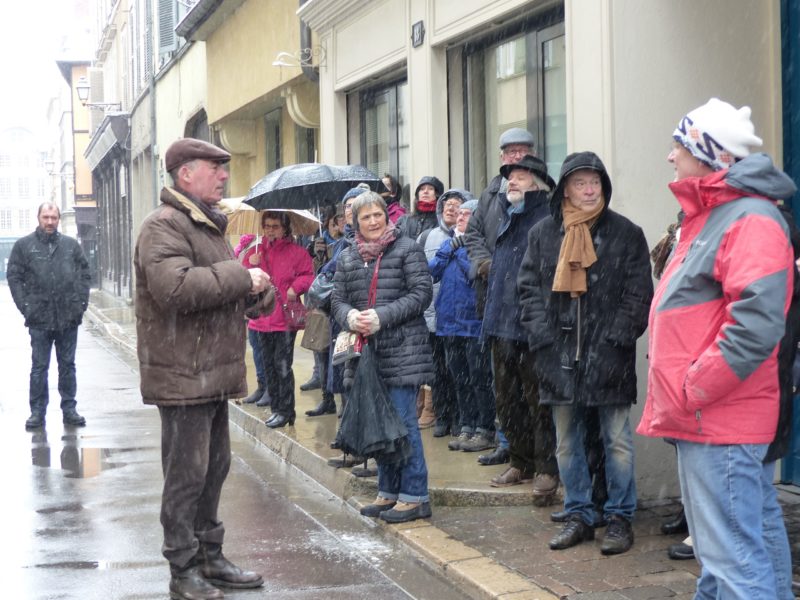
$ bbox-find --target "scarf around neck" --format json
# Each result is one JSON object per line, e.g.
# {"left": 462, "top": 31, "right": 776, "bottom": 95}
{"left": 178, "top": 187, "right": 229, "bottom": 234}
{"left": 552, "top": 197, "right": 604, "bottom": 298}
{"left": 416, "top": 198, "right": 437, "bottom": 213}
{"left": 356, "top": 221, "right": 398, "bottom": 262}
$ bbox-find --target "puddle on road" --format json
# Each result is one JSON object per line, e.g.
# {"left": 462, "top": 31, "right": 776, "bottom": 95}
{"left": 26, "top": 559, "right": 163, "bottom": 570}
{"left": 30, "top": 434, "right": 142, "bottom": 478}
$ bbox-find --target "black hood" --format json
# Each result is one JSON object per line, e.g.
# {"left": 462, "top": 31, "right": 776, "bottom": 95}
{"left": 550, "top": 151, "right": 613, "bottom": 221}
{"left": 414, "top": 176, "right": 445, "bottom": 202}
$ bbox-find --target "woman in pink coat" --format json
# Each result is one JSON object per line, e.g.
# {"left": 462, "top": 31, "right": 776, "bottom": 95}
{"left": 243, "top": 212, "right": 314, "bottom": 428}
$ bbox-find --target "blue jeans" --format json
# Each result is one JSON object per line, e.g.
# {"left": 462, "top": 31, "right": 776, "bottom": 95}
{"left": 443, "top": 336, "right": 495, "bottom": 434}
{"left": 377, "top": 386, "right": 429, "bottom": 504}
{"left": 677, "top": 441, "right": 791, "bottom": 600}
{"left": 29, "top": 326, "right": 79, "bottom": 416}
{"left": 552, "top": 404, "right": 636, "bottom": 523}
{"left": 247, "top": 328, "right": 265, "bottom": 387}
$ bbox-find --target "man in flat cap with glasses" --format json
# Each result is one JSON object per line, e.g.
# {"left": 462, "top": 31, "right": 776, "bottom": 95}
{"left": 135, "top": 138, "right": 274, "bottom": 599}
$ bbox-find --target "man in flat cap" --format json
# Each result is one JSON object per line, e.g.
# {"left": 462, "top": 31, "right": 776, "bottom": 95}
{"left": 135, "top": 138, "right": 274, "bottom": 599}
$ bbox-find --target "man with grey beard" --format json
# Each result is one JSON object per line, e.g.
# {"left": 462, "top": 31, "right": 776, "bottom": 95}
{"left": 466, "top": 155, "right": 559, "bottom": 504}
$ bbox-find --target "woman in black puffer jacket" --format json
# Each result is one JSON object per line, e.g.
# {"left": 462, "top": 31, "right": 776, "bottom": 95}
{"left": 332, "top": 191, "right": 434, "bottom": 523}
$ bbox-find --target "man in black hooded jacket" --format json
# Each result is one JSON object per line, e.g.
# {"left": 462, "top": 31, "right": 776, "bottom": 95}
{"left": 8, "top": 202, "right": 91, "bottom": 430}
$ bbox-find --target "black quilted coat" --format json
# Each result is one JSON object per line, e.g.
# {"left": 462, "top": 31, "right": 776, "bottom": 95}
{"left": 332, "top": 233, "right": 433, "bottom": 387}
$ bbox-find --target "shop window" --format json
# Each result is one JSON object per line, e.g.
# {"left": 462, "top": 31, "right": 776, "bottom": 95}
{"left": 295, "top": 125, "right": 316, "bottom": 163}
{"left": 464, "top": 18, "right": 565, "bottom": 194}
{"left": 358, "top": 80, "right": 409, "bottom": 199}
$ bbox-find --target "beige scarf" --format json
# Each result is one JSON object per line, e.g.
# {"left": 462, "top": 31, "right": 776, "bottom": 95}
{"left": 552, "top": 197, "right": 604, "bottom": 298}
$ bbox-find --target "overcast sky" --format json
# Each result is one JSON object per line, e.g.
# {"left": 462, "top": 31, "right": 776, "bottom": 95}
{"left": 0, "top": 0, "right": 93, "bottom": 138}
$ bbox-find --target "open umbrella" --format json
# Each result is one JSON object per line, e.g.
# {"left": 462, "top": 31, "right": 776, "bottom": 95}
{"left": 218, "top": 197, "right": 321, "bottom": 237}
{"left": 245, "top": 163, "right": 384, "bottom": 211}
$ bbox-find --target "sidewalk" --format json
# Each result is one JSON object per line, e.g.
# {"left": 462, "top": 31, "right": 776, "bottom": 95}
{"left": 87, "top": 290, "right": 800, "bottom": 599}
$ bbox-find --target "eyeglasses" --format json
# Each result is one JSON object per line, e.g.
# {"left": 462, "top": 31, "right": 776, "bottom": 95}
{"left": 443, "top": 200, "right": 463, "bottom": 210}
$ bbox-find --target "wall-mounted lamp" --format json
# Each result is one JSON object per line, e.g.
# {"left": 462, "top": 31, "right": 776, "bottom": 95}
{"left": 75, "top": 76, "right": 122, "bottom": 110}
{"left": 271, "top": 46, "right": 326, "bottom": 68}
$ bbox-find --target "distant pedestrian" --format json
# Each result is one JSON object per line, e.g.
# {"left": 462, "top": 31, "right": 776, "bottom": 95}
{"left": 8, "top": 202, "right": 91, "bottom": 430}
{"left": 638, "top": 98, "right": 796, "bottom": 599}
{"left": 380, "top": 173, "right": 406, "bottom": 224}
{"left": 396, "top": 175, "right": 444, "bottom": 241}
{"left": 518, "top": 151, "right": 652, "bottom": 555}
{"left": 134, "top": 138, "right": 274, "bottom": 599}
{"left": 465, "top": 153, "right": 559, "bottom": 503}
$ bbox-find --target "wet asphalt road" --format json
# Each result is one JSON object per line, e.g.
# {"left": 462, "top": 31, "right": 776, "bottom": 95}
{"left": 1, "top": 283, "right": 465, "bottom": 600}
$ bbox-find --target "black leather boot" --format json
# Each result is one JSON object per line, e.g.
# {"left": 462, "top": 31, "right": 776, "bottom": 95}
{"left": 254, "top": 390, "right": 271, "bottom": 407}
{"left": 660, "top": 507, "right": 688, "bottom": 536}
{"left": 198, "top": 544, "right": 263, "bottom": 589}
{"left": 169, "top": 563, "right": 224, "bottom": 599}
{"left": 25, "top": 413, "right": 45, "bottom": 430}
{"left": 242, "top": 385, "right": 265, "bottom": 404}
{"left": 305, "top": 395, "right": 336, "bottom": 417}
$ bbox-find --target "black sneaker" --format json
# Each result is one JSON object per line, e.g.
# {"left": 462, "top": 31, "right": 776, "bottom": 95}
{"left": 600, "top": 515, "right": 634, "bottom": 555}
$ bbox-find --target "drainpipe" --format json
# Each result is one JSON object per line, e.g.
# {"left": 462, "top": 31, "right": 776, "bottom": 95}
{"left": 146, "top": 0, "right": 159, "bottom": 207}
{"left": 299, "top": 0, "right": 318, "bottom": 83}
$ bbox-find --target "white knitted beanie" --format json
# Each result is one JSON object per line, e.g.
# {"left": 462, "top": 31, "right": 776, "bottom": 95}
{"left": 673, "top": 98, "right": 763, "bottom": 171}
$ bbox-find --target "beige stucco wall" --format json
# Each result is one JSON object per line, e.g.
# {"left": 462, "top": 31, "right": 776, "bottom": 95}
{"left": 204, "top": 0, "right": 302, "bottom": 124}
{"left": 567, "top": 0, "right": 783, "bottom": 500}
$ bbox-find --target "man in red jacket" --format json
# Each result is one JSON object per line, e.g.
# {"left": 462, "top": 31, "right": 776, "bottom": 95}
{"left": 638, "top": 99, "right": 795, "bottom": 599}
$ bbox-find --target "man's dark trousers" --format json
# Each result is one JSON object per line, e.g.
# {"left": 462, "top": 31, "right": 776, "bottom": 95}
{"left": 490, "top": 337, "right": 557, "bottom": 475}
{"left": 29, "top": 325, "right": 79, "bottom": 417}
{"left": 159, "top": 401, "right": 231, "bottom": 569}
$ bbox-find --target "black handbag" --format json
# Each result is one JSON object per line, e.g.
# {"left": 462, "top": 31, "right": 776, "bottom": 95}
{"left": 307, "top": 271, "right": 334, "bottom": 310}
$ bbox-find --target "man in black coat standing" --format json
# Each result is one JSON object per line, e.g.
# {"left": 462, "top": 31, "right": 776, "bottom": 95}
{"left": 518, "top": 152, "right": 653, "bottom": 555}
{"left": 8, "top": 202, "right": 91, "bottom": 430}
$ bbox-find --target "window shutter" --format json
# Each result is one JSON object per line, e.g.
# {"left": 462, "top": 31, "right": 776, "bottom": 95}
{"left": 158, "top": 0, "right": 177, "bottom": 58}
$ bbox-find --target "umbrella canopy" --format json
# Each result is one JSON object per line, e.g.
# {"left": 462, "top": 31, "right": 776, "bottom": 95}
{"left": 245, "top": 163, "right": 384, "bottom": 211}
{"left": 218, "top": 197, "right": 321, "bottom": 237}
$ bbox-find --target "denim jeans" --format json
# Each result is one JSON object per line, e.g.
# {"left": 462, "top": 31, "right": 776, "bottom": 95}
{"left": 552, "top": 404, "right": 635, "bottom": 523}
{"left": 29, "top": 326, "right": 79, "bottom": 416}
{"left": 247, "top": 328, "right": 265, "bottom": 387}
{"left": 677, "top": 441, "right": 791, "bottom": 600}
{"left": 443, "top": 336, "right": 495, "bottom": 434}
{"left": 377, "top": 386, "right": 429, "bottom": 504}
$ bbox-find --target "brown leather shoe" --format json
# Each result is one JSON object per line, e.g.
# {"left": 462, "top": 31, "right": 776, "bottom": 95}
{"left": 533, "top": 473, "right": 559, "bottom": 496}
{"left": 489, "top": 466, "right": 534, "bottom": 488}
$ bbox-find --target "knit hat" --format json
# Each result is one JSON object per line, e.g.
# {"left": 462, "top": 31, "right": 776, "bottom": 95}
{"left": 342, "top": 183, "right": 370, "bottom": 204}
{"left": 460, "top": 199, "right": 478, "bottom": 213}
{"left": 673, "top": 98, "right": 763, "bottom": 171}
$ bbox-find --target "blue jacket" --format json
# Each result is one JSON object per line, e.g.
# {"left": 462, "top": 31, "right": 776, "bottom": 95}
{"left": 481, "top": 190, "right": 550, "bottom": 342}
{"left": 429, "top": 237, "right": 482, "bottom": 338}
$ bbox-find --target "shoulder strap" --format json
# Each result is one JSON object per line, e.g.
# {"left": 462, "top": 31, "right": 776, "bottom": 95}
{"left": 367, "top": 254, "right": 382, "bottom": 308}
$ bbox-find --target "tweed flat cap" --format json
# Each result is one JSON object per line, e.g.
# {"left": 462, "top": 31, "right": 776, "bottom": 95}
{"left": 165, "top": 138, "right": 231, "bottom": 172}
{"left": 498, "top": 127, "right": 535, "bottom": 149}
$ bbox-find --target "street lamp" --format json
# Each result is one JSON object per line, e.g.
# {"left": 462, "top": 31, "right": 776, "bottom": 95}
{"left": 75, "top": 76, "right": 121, "bottom": 110}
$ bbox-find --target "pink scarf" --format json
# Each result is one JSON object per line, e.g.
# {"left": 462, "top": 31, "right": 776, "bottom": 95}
{"left": 356, "top": 221, "right": 398, "bottom": 261}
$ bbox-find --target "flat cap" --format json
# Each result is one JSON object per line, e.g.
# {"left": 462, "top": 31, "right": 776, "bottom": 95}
{"left": 499, "top": 127, "right": 535, "bottom": 149}
{"left": 165, "top": 138, "right": 231, "bottom": 172}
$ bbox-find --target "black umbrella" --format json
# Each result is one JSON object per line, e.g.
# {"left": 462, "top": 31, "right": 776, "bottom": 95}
{"left": 244, "top": 163, "right": 385, "bottom": 211}
{"left": 335, "top": 345, "right": 412, "bottom": 465}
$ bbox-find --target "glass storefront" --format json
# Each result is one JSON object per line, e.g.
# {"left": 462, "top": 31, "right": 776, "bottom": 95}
{"left": 465, "top": 20, "right": 566, "bottom": 193}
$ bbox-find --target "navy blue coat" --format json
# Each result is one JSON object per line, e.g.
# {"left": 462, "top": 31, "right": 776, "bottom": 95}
{"left": 480, "top": 190, "right": 551, "bottom": 342}
{"left": 428, "top": 238, "right": 482, "bottom": 338}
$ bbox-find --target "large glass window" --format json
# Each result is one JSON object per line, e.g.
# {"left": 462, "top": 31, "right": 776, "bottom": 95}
{"left": 359, "top": 80, "right": 409, "bottom": 200}
{"left": 464, "top": 19, "right": 565, "bottom": 194}
{"left": 264, "top": 109, "right": 282, "bottom": 172}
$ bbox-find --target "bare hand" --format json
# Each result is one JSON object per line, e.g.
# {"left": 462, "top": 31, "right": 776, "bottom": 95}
{"left": 248, "top": 253, "right": 261, "bottom": 266}
{"left": 248, "top": 268, "right": 270, "bottom": 294}
{"left": 286, "top": 287, "right": 297, "bottom": 302}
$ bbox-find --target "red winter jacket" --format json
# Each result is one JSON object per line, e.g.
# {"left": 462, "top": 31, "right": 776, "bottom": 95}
{"left": 243, "top": 236, "right": 314, "bottom": 333}
{"left": 638, "top": 154, "right": 795, "bottom": 445}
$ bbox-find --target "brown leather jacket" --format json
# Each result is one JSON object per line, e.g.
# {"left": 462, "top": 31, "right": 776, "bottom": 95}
{"left": 134, "top": 187, "right": 275, "bottom": 405}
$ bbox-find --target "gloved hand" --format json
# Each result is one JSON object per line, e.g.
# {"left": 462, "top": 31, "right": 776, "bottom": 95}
{"left": 359, "top": 309, "right": 381, "bottom": 335}
{"left": 347, "top": 309, "right": 360, "bottom": 331}
{"left": 477, "top": 259, "right": 492, "bottom": 280}
{"left": 451, "top": 236, "right": 465, "bottom": 250}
